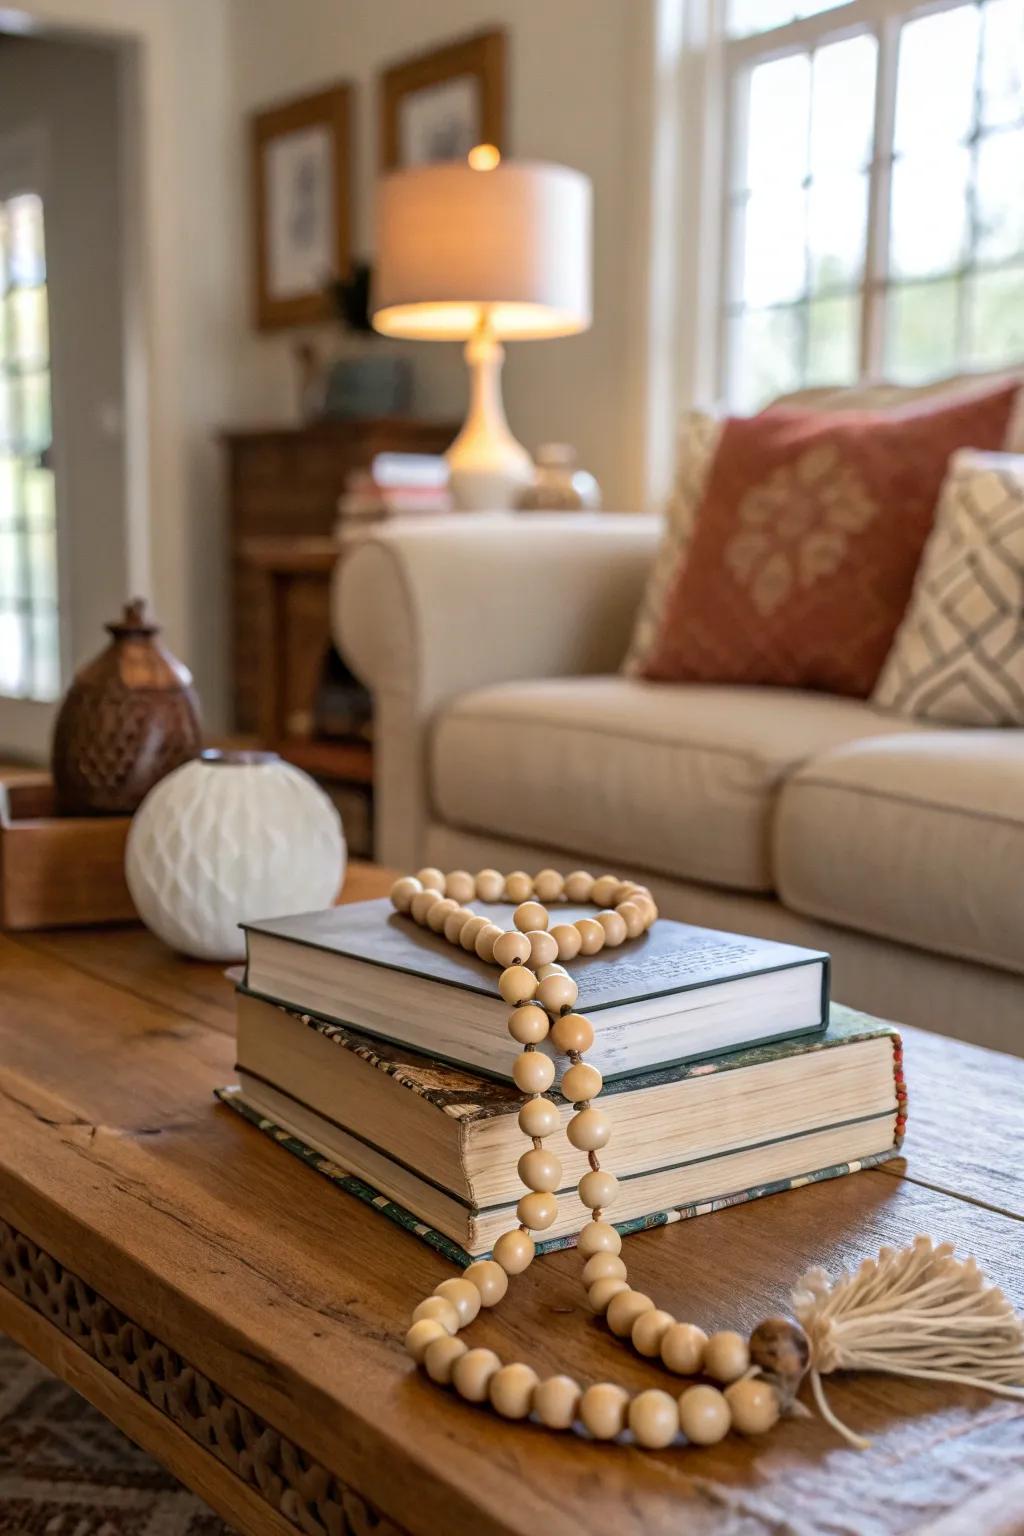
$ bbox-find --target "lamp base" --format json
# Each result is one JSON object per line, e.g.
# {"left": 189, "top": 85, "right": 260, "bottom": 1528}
{"left": 446, "top": 319, "right": 534, "bottom": 511}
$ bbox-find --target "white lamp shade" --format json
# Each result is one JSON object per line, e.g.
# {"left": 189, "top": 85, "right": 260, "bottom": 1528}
{"left": 371, "top": 159, "right": 592, "bottom": 341}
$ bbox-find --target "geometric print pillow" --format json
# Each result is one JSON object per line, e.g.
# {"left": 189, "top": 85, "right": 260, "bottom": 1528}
{"left": 872, "top": 450, "right": 1024, "bottom": 725}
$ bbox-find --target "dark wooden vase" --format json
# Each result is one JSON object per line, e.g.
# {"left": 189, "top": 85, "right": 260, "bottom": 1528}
{"left": 51, "top": 600, "right": 202, "bottom": 816}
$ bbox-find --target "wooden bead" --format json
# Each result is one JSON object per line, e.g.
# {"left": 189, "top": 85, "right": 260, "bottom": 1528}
{"left": 474, "top": 922, "right": 503, "bottom": 962}
{"left": 504, "top": 870, "right": 533, "bottom": 902}
{"left": 748, "top": 1317, "right": 810, "bottom": 1385}
{"left": 631, "top": 1308, "right": 675, "bottom": 1358}
{"left": 615, "top": 900, "right": 646, "bottom": 939}
{"left": 507, "top": 1005, "right": 549, "bottom": 1045}
{"left": 563, "top": 869, "right": 594, "bottom": 902}
{"left": 492, "top": 928, "right": 532, "bottom": 967}
{"left": 426, "top": 896, "right": 459, "bottom": 932}
{"left": 579, "top": 1382, "right": 628, "bottom": 1440}
{"left": 581, "top": 1251, "right": 627, "bottom": 1286}
{"left": 517, "top": 1147, "right": 562, "bottom": 1191}
{"left": 527, "top": 929, "right": 559, "bottom": 967}
{"left": 459, "top": 914, "right": 489, "bottom": 951}
{"left": 591, "top": 874, "right": 621, "bottom": 907}
{"left": 492, "top": 1228, "right": 535, "bottom": 1275}
{"left": 411, "top": 1295, "right": 460, "bottom": 1334}
{"left": 588, "top": 1275, "right": 630, "bottom": 1313}
{"left": 550, "top": 1012, "right": 594, "bottom": 1054}
{"left": 533, "top": 868, "right": 565, "bottom": 902}
{"left": 533, "top": 1374, "right": 580, "bottom": 1430}
{"left": 498, "top": 966, "right": 538, "bottom": 1005}
{"left": 390, "top": 876, "right": 422, "bottom": 912}
{"left": 405, "top": 1318, "right": 447, "bottom": 1362}
{"left": 434, "top": 1277, "right": 481, "bottom": 1326}
{"left": 606, "top": 1289, "right": 655, "bottom": 1338}
{"left": 410, "top": 888, "right": 442, "bottom": 925}
{"left": 567, "top": 1107, "right": 610, "bottom": 1151}
{"left": 518, "top": 1096, "right": 560, "bottom": 1137}
{"left": 416, "top": 867, "right": 446, "bottom": 892}
{"left": 678, "top": 1384, "right": 731, "bottom": 1445}
{"left": 562, "top": 1061, "right": 603, "bottom": 1103}
{"left": 512, "top": 1051, "right": 555, "bottom": 1094}
{"left": 703, "top": 1330, "right": 750, "bottom": 1384}
{"left": 551, "top": 922, "right": 583, "bottom": 961}
{"left": 596, "top": 909, "right": 628, "bottom": 947}
{"left": 463, "top": 1259, "right": 508, "bottom": 1307}
{"left": 516, "top": 1190, "right": 558, "bottom": 1230}
{"left": 423, "top": 1333, "right": 468, "bottom": 1385}
{"left": 451, "top": 1346, "right": 501, "bottom": 1402}
{"left": 445, "top": 869, "right": 476, "bottom": 902}
{"left": 725, "top": 1377, "right": 780, "bottom": 1435}
{"left": 474, "top": 867, "right": 505, "bottom": 902}
{"left": 444, "top": 906, "right": 474, "bottom": 943}
{"left": 514, "top": 900, "right": 548, "bottom": 933}
{"left": 575, "top": 918, "right": 606, "bottom": 955}
{"left": 578, "top": 1168, "right": 617, "bottom": 1209}
{"left": 536, "top": 962, "right": 567, "bottom": 981}
{"left": 488, "top": 1362, "right": 538, "bottom": 1420}
{"left": 629, "top": 1388, "right": 679, "bottom": 1449}
{"left": 660, "top": 1322, "right": 708, "bottom": 1376}
{"left": 577, "top": 1219, "right": 621, "bottom": 1257}
{"left": 537, "top": 973, "right": 578, "bottom": 1013}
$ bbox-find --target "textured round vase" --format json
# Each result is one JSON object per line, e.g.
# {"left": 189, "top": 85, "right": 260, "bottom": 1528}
{"left": 125, "top": 750, "right": 346, "bottom": 960}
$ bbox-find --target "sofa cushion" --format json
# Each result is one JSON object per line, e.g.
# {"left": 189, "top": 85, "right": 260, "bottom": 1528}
{"left": 431, "top": 677, "right": 917, "bottom": 893}
{"left": 775, "top": 732, "right": 1024, "bottom": 974}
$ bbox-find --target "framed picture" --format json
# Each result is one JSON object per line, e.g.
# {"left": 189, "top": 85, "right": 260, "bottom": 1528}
{"left": 251, "top": 84, "right": 352, "bottom": 330}
{"left": 379, "top": 30, "right": 506, "bottom": 171}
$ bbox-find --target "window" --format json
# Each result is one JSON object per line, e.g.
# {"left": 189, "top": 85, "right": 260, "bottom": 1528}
{"left": 0, "top": 190, "right": 59, "bottom": 701}
{"left": 720, "top": 0, "right": 1024, "bottom": 411}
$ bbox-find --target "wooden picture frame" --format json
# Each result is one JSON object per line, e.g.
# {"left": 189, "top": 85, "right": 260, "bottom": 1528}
{"left": 379, "top": 30, "right": 506, "bottom": 172}
{"left": 251, "top": 84, "right": 352, "bottom": 330}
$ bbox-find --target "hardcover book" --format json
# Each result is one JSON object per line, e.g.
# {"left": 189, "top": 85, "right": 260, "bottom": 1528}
{"left": 242, "top": 898, "right": 830, "bottom": 1080}
{"left": 220, "top": 994, "right": 905, "bottom": 1257}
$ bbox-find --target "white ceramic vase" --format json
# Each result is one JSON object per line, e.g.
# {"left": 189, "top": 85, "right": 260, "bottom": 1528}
{"left": 125, "top": 750, "right": 346, "bottom": 960}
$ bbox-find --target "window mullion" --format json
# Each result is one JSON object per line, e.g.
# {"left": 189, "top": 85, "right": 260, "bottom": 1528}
{"left": 861, "top": 12, "right": 899, "bottom": 379}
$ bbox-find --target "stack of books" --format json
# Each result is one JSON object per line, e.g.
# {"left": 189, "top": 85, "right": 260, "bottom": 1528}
{"left": 220, "top": 897, "right": 905, "bottom": 1261}
{"left": 335, "top": 452, "right": 451, "bottom": 531}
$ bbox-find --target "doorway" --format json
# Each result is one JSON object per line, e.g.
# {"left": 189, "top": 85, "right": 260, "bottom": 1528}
{"left": 0, "top": 31, "right": 128, "bottom": 761}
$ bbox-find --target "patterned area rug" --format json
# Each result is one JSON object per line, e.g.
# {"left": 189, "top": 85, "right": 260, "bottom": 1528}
{"left": 0, "top": 1332, "right": 234, "bottom": 1536}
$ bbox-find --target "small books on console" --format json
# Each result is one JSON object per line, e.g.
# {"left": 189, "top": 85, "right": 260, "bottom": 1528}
{"left": 242, "top": 898, "right": 829, "bottom": 1080}
{"left": 222, "top": 990, "right": 903, "bottom": 1258}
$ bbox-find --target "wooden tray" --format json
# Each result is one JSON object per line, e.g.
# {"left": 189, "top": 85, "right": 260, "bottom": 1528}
{"left": 0, "top": 774, "right": 137, "bottom": 930}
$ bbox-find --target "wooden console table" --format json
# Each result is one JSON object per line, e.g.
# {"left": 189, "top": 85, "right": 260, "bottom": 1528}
{"left": 2, "top": 864, "right": 1024, "bottom": 1535}
{"left": 223, "top": 419, "right": 454, "bottom": 784}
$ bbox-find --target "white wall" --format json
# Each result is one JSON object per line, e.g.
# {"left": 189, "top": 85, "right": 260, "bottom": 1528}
{"left": 227, "top": 0, "right": 641, "bottom": 509}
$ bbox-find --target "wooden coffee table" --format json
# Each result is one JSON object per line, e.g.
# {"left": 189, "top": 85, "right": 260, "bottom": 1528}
{"left": 2, "top": 862, "right": 1023, "bottom": 1536}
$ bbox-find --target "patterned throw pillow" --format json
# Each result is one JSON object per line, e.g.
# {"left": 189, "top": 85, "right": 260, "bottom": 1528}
{"left": 640, "top": 382, "right": 1020, "bottom": 698}
{"left": 873, "top": 450, "right": 1024, "bottom": 725}
{"left": 622, "top": 371, "right": 1024, "bottom": 678}
{"left": 622, "top": 410, "right": 721, "bottom": 676}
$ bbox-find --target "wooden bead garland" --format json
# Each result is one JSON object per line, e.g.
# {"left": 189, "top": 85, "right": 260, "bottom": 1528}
{"left": 391, "top": 867, "right": 1024, "bottom": 1448}
{"left": 389, "top": 864, "right": 786, "bottom": 1449}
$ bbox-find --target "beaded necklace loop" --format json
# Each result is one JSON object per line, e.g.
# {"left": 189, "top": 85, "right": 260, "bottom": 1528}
{"left": 390, "top": 866, "right": 800, "bottom": 1447}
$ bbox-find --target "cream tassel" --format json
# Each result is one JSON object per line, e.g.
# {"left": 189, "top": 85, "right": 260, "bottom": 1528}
{"left": 791, "top": 1235, "right": 1024, "bottom": 1449}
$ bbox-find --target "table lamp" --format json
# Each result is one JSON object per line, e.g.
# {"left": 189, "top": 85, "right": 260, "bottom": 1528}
{"left": 371, "top": 154, "right": 593, "bottom": 510}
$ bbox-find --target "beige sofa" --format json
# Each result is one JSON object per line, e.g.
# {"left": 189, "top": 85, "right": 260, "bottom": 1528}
{"left": 336, "top": 513, "right": 1023, "bottom": 1055}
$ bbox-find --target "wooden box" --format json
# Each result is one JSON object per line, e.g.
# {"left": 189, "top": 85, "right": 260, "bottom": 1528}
{"left": 0, "top": 775, "right": 137, "bottom": 931}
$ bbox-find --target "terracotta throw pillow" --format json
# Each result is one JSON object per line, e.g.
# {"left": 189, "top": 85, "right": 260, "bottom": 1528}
{"left": 641, "top": 383, "right": 1020, "bottom": 697}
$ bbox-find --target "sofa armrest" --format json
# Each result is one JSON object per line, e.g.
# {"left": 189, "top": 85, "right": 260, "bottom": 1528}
{"left": 334, "top": 512, "right": 660, "bottom": 867}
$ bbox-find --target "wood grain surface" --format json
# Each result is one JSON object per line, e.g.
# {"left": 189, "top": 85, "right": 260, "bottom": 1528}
{"left": 1, "top": 861, "right": 1022, "bottom": 1536}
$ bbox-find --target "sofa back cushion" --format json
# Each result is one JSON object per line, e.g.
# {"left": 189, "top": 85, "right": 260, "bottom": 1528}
{"left": 640, "top": 381, "right": 1020, "bottom": 698}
